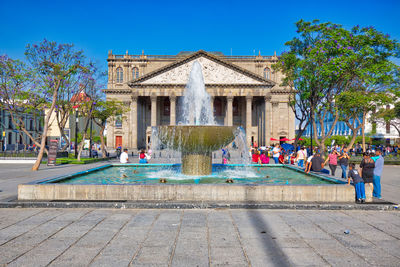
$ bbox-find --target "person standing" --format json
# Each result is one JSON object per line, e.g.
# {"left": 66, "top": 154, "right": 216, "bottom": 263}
{"left": 296, "top": 147, "right": 307, "bottom": 168}
{"left": 348, "top": 163, "right": 366, "bottom": 203}
{"left": 272, "top": 144, "right": 281, "bottom": 164}
{"left": 372, "top": 149, "right": 384, "bottom": 199}
{"left": 338, "top": 148, "right": 350, "bottom": 179}
{"left": 119, "top": 148, "right": 129, "bottom": 163}
{"left": 251, "top": 149, "right": 261, "bottom": 164}
{"left": 359, "top": 152, "right": 375, "bottom": 200}
{"left": 222, "top": 147, "right": 231, "bottom": 164}
{"left": 325, "top": 150, "right": 338, "bottom": 176}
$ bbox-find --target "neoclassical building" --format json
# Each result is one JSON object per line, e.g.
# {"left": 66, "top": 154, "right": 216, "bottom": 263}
{"left": 104, "top": 50, "right": 295, "bottom": 150}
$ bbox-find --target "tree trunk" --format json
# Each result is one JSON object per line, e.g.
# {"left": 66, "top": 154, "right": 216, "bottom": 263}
{"left": 99, "top": 125, "right": 106, "bottom": 158}
{"left": 77, "top": 111, "right": 92, "bottom": 161}
{"left": 346, "top": 125, "right": 362, "bottom": 151}
{"left": 361, "top": 110, "right": 367, "bottom": 152}
{"left": 77, "top": 131, "right": 87, "bottom": 161}
{"left": 293, "top": 120, "right": 309, "bottom": 149}
{"left": 32, "top": 82, "right": 61, "bottom": 171}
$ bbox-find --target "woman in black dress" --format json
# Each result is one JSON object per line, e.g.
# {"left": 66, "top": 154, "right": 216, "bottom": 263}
{"left": 359, "top": 152, "right": 375, "bottom": 200}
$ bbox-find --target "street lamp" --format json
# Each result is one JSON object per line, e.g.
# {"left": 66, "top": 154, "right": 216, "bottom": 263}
{"left": 73, "top": 105, "right": 79, "bottom": 158}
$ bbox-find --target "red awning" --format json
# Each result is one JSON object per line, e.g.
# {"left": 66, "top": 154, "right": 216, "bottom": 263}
{"left": 291, "top": 138, "right": 304, "bottom": 141}
{"left": 280, "top": 138, "right": 291, "bottom": 142}
{"left": 270, "top": 138, "right": 279, "bottom": 141}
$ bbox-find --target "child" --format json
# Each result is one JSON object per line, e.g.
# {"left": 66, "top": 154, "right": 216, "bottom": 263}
{"left": 348, "top": 163, "right": 365, "bottom": 203}
{"left": 139, "top": 149, "right": 149, "bottom": 164}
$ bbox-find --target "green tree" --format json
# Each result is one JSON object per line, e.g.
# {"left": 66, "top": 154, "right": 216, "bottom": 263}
{"left": 337, "top": 89, "right": 391, "bottom": 151}
{"left": 275, "top": 20, "right": 400, "bottom": 152}
{"left": 91, "top": 99, "right": 128, "bottom": 158}
{"left": 0, "top": 56, "right": 46, "bottom": 151}
{"left": 24, "top": 40, "right": 93, "bottom": 170}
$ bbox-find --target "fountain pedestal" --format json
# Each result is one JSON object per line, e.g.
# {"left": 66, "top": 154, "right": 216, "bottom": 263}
{"left": 156, "top": 126, "right": 237, "bottom": 176}
{"left": 182, "top": 152, "right": 212, "bottom": 175}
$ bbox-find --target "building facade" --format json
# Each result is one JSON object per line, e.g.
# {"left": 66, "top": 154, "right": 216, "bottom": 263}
{"left": 303, "top": 104, "right": 399, "bottom": 145}
{"left": 303, "top": 113, "right": 363, "bottom": 137}
{"left": 104, "top": 50, "right": 295, "bottom": 149}
{"left": 0, "top": 108, "right": 43, "bottom": 151}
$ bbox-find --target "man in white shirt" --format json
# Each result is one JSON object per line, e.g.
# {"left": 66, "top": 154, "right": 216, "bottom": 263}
{"left": 272, "top": 145, "right": 281, "bottom": 164}
{"left": 120, "top": 148, "right": 129, "bottom": 163}
{"left": 296, "top": 147, "right": 307, "bottom": 168}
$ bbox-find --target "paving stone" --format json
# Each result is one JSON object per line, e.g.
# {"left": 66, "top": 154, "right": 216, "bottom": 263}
{"left": 0, "top": 209, "right": 89, "bottom": 265}
{"left": 90, "top": 210, "right": 159, "bottom": 266}
{"left": 0, "top": 208, "right": 43, "bottom": 230}
{"left": 49, "top": 212, "right": 133, "bottom": 266}
{"left": 210, "top": 246, "right": 248, "bottom": 266}
{"left": 8, "top": 209, "right": 110, "bottom": 267}
{"left": 302, "top": 210, "right": 400, "bottom": 266}
{"left": 0, "top": 209, "right": 64, "bottom": 246}
{"left": 0, "top": 208, "right": 399, "bottom": 266}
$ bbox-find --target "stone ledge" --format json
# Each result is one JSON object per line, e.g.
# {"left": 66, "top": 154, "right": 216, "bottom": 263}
{"left": 0, "top": 201, "right": 397, "bottom": 211}
{"left": 18, "top": 184, "right": 355, "bottom": 202}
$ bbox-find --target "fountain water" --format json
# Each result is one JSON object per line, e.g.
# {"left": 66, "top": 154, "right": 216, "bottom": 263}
{"left": 155, "top": 60, "right": 238, "bottom": 175}
{"left": 181, "top": 61, "right": 215, "bottom": 125}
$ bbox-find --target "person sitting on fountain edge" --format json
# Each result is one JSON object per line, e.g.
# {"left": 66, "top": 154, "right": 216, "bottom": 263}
{"left": 139, "top": 149, "right": 150, "bottom": 164}
{"left": 306, "top": 152, "right": 329, "bottom": 174}
{"left": 120, "top": 148, "right": 129, "bottom": 164}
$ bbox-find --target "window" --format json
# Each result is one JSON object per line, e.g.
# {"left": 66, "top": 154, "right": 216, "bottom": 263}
{"left": 133, "top": 67, "right": 139, "bottom": 79}
{"left": 116, "top": 67, "right": 123, "bottom": 83}
{"left": 29, "top": 119, "right": 33, "bottom": 131}
{"left": 8, "top": 116, "right": 13, "bottom": 129}
{"left": 115, "top": 114, "right": 122, "bottom": 128}
{"left": 8, "top": 132, "right": 12, "bottom": 144}
{"left": 263, "top": 67, "right": 270, "bottom": 80}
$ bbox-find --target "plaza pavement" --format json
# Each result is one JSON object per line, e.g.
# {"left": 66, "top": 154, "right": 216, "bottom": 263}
{"left": 0, "top": 159, "right": 399, "bottom": 266}
{"left": 0, "top": 208, "right": 400, "bottom": 266}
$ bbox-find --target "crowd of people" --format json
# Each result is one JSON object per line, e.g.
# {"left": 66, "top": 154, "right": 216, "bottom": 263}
{"left": 249, "top": 143, "right": 385, "bottom": 202}
{"left": 117, "top": 140, "right": 388, "bottom": 202}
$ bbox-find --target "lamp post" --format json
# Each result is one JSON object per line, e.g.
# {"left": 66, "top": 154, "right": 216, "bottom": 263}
{"left": 89, "top": 116, "right": 93, "bottom": 158}
{"left": 74, "top": 106, "right": 79, "bottom": 159}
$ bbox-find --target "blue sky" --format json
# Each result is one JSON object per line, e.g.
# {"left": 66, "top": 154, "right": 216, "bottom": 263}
{"left": 1, "top": 0, "right": 400, "bottom": 69}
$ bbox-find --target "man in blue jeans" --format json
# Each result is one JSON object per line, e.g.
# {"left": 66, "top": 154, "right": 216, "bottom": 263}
{"left": 372, "top": 149, "right": 384, "bottom": 199}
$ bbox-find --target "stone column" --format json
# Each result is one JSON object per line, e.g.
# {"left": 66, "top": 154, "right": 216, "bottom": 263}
{"left": 130, "top": 95, "right": 138, "bottom": 150}
{"left": 271, "top": 101, "right": 279, "bottom": 140}
{"left": 264, "top": 95, "right": 272, "bottom": 146}
{"left": 246, "top": 95, "right": 252, "bottom": 147}
{"left": 170, "top": 95, "right": 176, "bottom": 125}
{"left": 226, "top": 95, "right": 233, "bottom": 126}
{"left": 151, "top": 95, "right": 157, "bottom": 127}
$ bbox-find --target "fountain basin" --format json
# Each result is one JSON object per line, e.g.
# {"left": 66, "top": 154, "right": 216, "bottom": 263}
{"left": 18, "top": 164, "right": 356, "bottom": 202}
{"left": 156, "top": 126, "right": 237, "bottom": 175}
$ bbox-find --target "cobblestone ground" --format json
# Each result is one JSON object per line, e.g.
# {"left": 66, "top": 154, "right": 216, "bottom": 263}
{"left": 0, "top": 208, "right": 399, "bottom": 266}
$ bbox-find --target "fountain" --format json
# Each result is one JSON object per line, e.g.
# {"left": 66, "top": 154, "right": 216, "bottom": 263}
{"left": 17, "top": 61, "right": 355, "bottom": 203}
{"left": 155, "top": 61, "right": 237, "bottom": 175}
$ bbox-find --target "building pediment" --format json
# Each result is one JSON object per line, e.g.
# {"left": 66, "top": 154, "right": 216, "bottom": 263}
{"left": 129, "top": 50, "right": 275, "bottom": 87}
